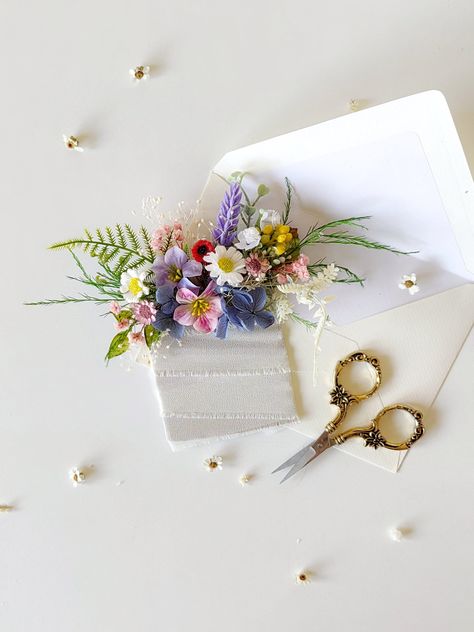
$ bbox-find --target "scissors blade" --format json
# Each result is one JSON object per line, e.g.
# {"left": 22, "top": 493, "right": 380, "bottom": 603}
{"left": 274, "top": 431, "right": 333, "bottom": 483}
{"left": 271, "top": 444, "right": 313, "bottom": 474}
{"left": 272, "top": 443, "right": 314, "bottom": 474}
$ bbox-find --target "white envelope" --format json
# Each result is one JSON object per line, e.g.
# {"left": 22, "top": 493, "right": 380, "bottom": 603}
{"left": 200, "top": 91, "right": 474, "bottom": 472}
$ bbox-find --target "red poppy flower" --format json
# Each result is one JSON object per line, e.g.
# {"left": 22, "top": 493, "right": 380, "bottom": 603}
{"left": 191, "top": 239, "right": 215, "bottom": 263}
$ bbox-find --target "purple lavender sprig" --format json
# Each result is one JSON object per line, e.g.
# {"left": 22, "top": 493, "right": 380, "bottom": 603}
{"left": 212, "top": 182, "right": 242, "bottom": 246}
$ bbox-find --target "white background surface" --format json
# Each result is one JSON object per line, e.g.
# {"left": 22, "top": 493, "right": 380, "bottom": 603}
{"left": 1, "top": 1, "right": 473, "bottom": 631}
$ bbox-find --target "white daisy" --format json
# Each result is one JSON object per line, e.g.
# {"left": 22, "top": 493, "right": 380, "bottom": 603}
{"left": 398, "top": 273, "right": 419, "bottom": 295}
{"left": 204, "top": 246, "right": 246, "bottom": 286}
{"left": 69, "top": 467, "right": 86, "bottom": 487}
{"left": 129, "top": 65, "right": 150, "bottom": 81}
{"left": 62, "top": 135, "right": 83, "bottom": 152}
{"left": 296, "top": 571, "right": 311, "bottom": 585}
{"left": 235, "top": 227, "right": 261, "bottom": 250}
{"left": 120, "top": 268, "right": 150, "bottom": 303}
{"left": 203, "top": 456, "right": 223, "bottom": 471}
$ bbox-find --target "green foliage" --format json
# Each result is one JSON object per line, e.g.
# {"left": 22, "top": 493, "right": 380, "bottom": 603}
{"left": 282, "top": 177, "right": 294, "bottom": 224}
{"left": 105, "top": 330, "right": 130, "bottom": 362}
{"left": 49, "top": 223, "right": 155, "bottom": 276}
{"left": 144, "top": 324, "right": 161, "bottom": 349}
{"left": 295, "top": 216, "right": 412, "bottom": 255}
{"left": 257, "top": 183, "right": 270, "bottom": 197}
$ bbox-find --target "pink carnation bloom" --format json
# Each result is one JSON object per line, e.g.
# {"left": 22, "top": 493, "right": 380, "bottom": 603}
{"left": 173, "top": 282, "right": 223, "bottom": 334}
{"left": 131, "top": 300, "right": 157, "bottom": 325}
{"left": 128, "top": 331, "right": 145, "bottom": 344}
{"left": 115, "top": 318, "right": 130, "bottom": 331}
{"left": 245, "top": 252, "right": 270, "bottom": 281}
{"left": 110, "top": 301, "right": 121, "bottom": 315}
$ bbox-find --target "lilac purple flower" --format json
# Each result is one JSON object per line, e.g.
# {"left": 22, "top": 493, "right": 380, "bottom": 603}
{"left": 212, "top": 182, "right": 242, "bottom": 247}
{"left": 152, "top": 245, "right": 202, "bottom": 289}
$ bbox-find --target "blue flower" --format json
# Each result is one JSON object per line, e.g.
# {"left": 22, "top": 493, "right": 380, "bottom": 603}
{"left": 215, "top": 286, "right": 274, "bottom": 338}
{"left": 153, "top": 285, "right": 184, "bottom": 339}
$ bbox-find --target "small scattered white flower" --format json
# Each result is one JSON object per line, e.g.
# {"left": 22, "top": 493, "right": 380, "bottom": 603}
{"left": 239, "top": 474, "right": 251, "bottom": 486}
{"left": 203, "top": 456, "right": 223, "bottom": 471}
{"left": 259, "top": 209, "right": 281, "bottom": 229}
{"left": 398, "top": 273, "right": 419, "bottom": 295}
{"left": 120, "top": 268, "right": 150, "bottom": 303}
{"left": 349, "top": 98, "right": 360, "bottom": 111}
{"left": 235, "top": 227, "right": 261, "bottom": 250}
{"left": 204, "top": 246, "right": 246, "bottom": 286}
{"left": 296, "top": 571, "right": 311, "bottom": 584}
{"left": 129, "top": 65, "right": 150, "bottom": 81}
{"left": 389, "top": 527, "right": 404, "bottom": 542}
{"left": 69, "top": 467, "right": 86, "bottom": 487}
{"left": 62, "top": 135, "right": 83, "bottom": 152}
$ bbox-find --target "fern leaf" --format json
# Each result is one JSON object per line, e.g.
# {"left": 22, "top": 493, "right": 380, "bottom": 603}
{"left": 116, "top": 224, "right": 126, "bottom": 247}
{"left": 140, "top": 226, "right": 154, "bottom": 261}
{"left": 125, "top": 224, "right": 140, "bottom": 251}
{"left": 105, "top": 226, "right": 116, "bottom": 245}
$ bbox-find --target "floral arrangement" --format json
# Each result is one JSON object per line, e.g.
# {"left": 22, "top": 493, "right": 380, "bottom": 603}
{"left": 29, "top": 173, "right": 404, "bottom": 361}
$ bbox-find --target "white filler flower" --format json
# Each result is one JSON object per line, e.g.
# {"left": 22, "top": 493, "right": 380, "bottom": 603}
{"left": 398, "top": 273, "right": 420, "bottom": 295}
{"left": 120, "top": 269, "right": 150, "bottom": 303}
{"left": 235, "top": 227, "right": 261, "bottom": 250}
{"left": 259, "top": 209, "right": 281, "bottom": 229}
{"left": 204, "top": 246, "right": 246, "bottom": 286}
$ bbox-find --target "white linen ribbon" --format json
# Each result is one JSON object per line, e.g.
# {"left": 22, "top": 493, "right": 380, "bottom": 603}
{"left": 152, "top": 326, "right": 298, "bottom": 449}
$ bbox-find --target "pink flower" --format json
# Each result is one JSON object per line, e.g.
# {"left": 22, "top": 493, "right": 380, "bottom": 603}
{"left": 131, "top": 300, "right": 157, "bottom": 325}
{"left": 115, "top": 318, "right": 130, "bottom": 331}
{"left": 291, "top": 254, "right": 310, "bottom": 280}
{"left": 151, "top": 223, "right": 185, "bottom": 252}
{"left": 245, "top": 252, "right": 270, "bottom": 281}
{"left": 173, "top": 282, "right": 223, "bottom": 334}
{"left": 173, "top": 222, "right": 185, "bottom": 249}
{"left": 110, "top": 301, "right": 121, "bottom": 315}
{"left": 274, "top": 254, "right": 310, "bottom": 284}
{"left": 128, "top": 331, "right": 145, "bottom": 344}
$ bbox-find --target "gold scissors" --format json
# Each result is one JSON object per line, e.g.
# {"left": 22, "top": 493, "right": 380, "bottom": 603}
{"left": 273, "top": 352, "right": 424, "bottom": 483}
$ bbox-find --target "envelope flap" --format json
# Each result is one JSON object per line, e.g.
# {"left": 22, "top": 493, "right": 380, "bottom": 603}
{"left": 201, "top": 91, "right": 474, "bottom": 325}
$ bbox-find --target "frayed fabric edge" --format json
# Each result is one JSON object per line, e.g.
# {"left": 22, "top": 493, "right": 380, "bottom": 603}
{"left": 167, "top": 417, "right": 301, "bottom": 452}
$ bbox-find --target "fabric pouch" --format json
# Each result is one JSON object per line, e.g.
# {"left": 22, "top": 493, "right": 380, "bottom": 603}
{"left": 152, "top": 327, "right": 298, "bottom": 449}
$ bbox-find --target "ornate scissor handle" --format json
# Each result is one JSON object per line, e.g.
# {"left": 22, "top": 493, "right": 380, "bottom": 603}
{"left": 333, "top": 404, "right": 425, "bottom": 451}
{"left": 325, "top": 352, "right": 382, "bottom": 434}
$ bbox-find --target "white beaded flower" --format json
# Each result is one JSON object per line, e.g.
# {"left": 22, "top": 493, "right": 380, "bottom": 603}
{"left": 239, "top": 474, "right": 251, "bottom": 486}
{"left": 398, "top": 273, "right": 420, "bottom": 295}
{"left": 203, "top": 456, "right": 223, "bottom": 471}
{"left": 389, "top": 527, "right": 404, "bottom": 542}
